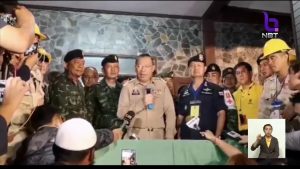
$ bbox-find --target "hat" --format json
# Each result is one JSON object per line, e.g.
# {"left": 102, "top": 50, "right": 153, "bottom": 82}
{"left": 205, "top": 63, "right": 221, "bottom": 74}
{"left": 188, "top": 53, "right": 206, "bottom": 66}
{"left": 101, "top": 54, "right": 119, "bottom": 67}
{"left": 38, "top": 48, "right": 52, "bottom": 63}
{"left": 34, "top": 24, "right": 48, "bottom": 41}
{"left": 256, "top": 53, "right": 267, "bottom": 65}
{"left": 55, "top": 118, "right": 97, "bottom": 151}
{"left": 222, "top": 67, "right": 235, "bottom": 77}
{"left": 64, "top": 49, "right": 84, "bottom": 63}
{"left": 262, "top": 38, "right": 291, "bottom": 59}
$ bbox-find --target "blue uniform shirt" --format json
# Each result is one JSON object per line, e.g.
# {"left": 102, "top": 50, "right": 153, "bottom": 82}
{"left": 178, "top": 80, "right": 227, "bottom": 139}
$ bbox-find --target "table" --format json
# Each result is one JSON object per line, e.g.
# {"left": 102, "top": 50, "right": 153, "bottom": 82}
{"left": 94, "top": 139, "right": 247, "bottom": 165}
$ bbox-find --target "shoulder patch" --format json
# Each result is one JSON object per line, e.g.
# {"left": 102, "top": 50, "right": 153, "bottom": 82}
{"left": 181, "top": 88, "right": 190, "bottom": 97}
{"left": 123, "top": 78, "right": 136, "bottom": 86}
{"left": 154, "top": 77, "right": 165, "bottom": 82}
{"left": 218, "top": 91, "right": 224, "bottom": 96}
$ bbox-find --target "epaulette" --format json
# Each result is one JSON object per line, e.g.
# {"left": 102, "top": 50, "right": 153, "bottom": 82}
{"left": 153, "top": 77, "right": 165, "bottom": 82}
{"left": 123, "top": 78, "right": 135, "bottom": 86}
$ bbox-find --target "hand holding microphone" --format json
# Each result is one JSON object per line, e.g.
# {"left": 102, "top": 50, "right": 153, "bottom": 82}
{"left": 121, "top": 111, "right": 136, "bottom": 139}
{"left": 145, "top": 86, "right": 154, "bottom": 110}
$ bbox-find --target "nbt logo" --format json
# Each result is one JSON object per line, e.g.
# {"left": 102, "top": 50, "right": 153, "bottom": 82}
{"left": 262, "top": 12, "right": 279, "bottom": 39}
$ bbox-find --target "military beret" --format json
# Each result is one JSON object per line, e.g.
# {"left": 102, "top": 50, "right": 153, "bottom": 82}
{"left": 222, "top": 67, "right": 235, "bottom": 77}
{"left": 256, "top": 53, "right": 267, "bottom": 65}
{"left": 205, "top": 63, "right": 221, "bottom": 74}
{"left": 187, "top": 53, "right": 206, "bottom": 66}
{"left": 64, "top": 49, "right": 84, "bottom": 63}
{"left": 101, "top": 54, "right": 119, "bottom": 67}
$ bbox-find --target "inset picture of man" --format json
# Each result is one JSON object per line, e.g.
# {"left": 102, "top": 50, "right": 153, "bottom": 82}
{"left": 248, "top": 119, "right": 285, "bottom": 159}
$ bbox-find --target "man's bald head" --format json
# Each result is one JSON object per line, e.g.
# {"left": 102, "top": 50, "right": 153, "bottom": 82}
{"left": 83, "top": 67, "right": 99, "bottom": 87}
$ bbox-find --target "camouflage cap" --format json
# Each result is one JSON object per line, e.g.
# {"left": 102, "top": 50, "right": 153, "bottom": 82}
{"left": 188, "top": 53, "right": 206, "bottom": 66}
{"left": 64, "top": 49, "right": 84, "bottom": 63}
{"left": 101, "top": 54, "right": 119, "bottom": 67}
{"left": 256, "top": 53, "right": 267, "bottom": 65}
{"left": 205, "top": 63, "right": 221, "bottom": 74}
{"left": 222, "top": 67, "right": 235, "bottom": 77}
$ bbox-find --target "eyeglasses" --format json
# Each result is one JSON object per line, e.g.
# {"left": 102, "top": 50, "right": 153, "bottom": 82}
{"left": 235, "top": 70, "right": 248, "bottom": 75}
{"left": 136, "top": 65, "right": 153, "bottom": 69}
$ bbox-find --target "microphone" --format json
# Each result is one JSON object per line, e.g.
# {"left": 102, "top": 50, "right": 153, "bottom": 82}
{"left": 121, "top": 111, "right": 136, "bottom": 139}
{"left": 146, "top": 85, "right": 154, "bottom": 110}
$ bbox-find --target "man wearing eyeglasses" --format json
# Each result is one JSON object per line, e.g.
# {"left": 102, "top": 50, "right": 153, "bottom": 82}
{"left": 117, "top": 54, "right": 176, "bottom": 140}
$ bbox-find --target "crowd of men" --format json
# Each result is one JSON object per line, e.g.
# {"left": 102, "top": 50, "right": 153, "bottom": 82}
{"left": 0, "top": 2, "right": 300, "bottom": 165}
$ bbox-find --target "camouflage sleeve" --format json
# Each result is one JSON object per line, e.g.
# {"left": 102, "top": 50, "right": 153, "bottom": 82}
{"left": 48, "top": 80, "right": 68, "bottom": 117}
{"left": 85, "top": 86, "right": 97, "bottom": 124}
{"left": 94, "top": 129, "right": 114, "bottom": 150}
{"left": 44, "top": 85, "right": 50, "bottom": 104}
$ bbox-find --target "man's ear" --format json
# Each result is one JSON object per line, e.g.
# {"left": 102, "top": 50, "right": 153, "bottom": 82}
{"left": 64, "top": 63, "right": 68, "bottom": 69}
{"left": 88, "top": 148, "right": 95, "bottom": 165}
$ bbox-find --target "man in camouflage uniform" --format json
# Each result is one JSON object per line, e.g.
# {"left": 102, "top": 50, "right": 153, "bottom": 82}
{"left": 82, "top": 66, "right": 99, "bottom": 89}
{"left": 86, "top": 55, "right": 123, "bottom": 129}
{"left": 48, "top": 49, "right": 90, "bottom": 121}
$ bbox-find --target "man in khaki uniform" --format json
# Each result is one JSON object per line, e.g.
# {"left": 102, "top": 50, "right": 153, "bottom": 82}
{"left": 1, "top": 24, "right": 47, "bottom": 164}
{"left": 259, "top": 39, "right": 297, "bottom": 121}
{"left": 117, "top": 54, "right": 176, "bottom": 140}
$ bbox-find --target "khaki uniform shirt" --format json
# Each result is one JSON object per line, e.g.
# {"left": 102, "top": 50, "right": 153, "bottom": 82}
{"left": 260, "top": 75, "right": 297, "bottom": 119}
{"left": 117, "top": 77, "right": 176, "bottom": 140}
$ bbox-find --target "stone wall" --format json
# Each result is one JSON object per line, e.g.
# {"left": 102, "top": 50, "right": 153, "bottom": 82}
{"left": 214, "top": 21, "right": 294, "bottom": 82}
{"left": 30, "top": 8, "right": 203, "bottom": 75}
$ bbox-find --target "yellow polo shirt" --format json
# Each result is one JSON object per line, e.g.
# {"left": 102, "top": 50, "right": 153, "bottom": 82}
{"left": 233, "top": 83, "right": 263, "bottom": 131}
{"left": 266, "top": 137, "right": 272, "bottom": 148}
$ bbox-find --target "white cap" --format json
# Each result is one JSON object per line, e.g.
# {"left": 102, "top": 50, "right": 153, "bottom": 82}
{"left": 122, "top": 150, "right": 133, "bottom": 158}
{"left": 55, "top": 118, "right": 97, "bottom": 151}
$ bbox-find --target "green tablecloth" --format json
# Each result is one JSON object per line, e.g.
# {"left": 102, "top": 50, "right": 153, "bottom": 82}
{"left": 94, "top": 139, "right": 247, "bottom": 165}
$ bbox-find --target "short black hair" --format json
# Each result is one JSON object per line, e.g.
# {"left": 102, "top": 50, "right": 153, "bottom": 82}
{"left": 53, "top": 144, "right": 93, "bottom": 163}
{"left": 135, "top": 53, "right": 155, "bottom": 65}
{"left": 289, "top": 61, "right": 300, "bottom": 74}
{"left": 234, "top": 62, "right": 252, "bottom": 73}
{"left": 263, "top": 124, "right": 273, "bottom": 130}
{"left": 0, "top": 1, "right": 18, "bottom": 13}
{"left": 30, "top": 104, "right": 60, "bottom": 130}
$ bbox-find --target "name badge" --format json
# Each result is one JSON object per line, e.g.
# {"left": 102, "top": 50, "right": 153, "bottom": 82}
{"left": 190, "top": 100, "right": 201, "bottom": 117}
{"left": 132, "top": 89, "right": 140, "bottom": 95}
{"left": 190, "top": 105, "right": 200, "bottom": 117}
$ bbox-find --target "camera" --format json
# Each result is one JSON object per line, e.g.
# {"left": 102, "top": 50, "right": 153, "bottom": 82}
{"left": 0, "top": 80, "right": 5, "bottom": 103}
{"left": 0, "top": 13, "right": 16, "bottom": 26}
{"left": 24, "top": 43, "right": 39, "bottom": 56}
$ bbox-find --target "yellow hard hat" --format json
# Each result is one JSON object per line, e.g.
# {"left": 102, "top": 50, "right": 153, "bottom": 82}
{"left": 262, "top": 38, "right": 291, "bottom": 58}
{"left": 38, "top": 48, "right": 52, "bottom": 63}
{"left": 34, "top": 24, "right": 49, "bottom": 41}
